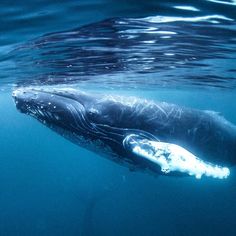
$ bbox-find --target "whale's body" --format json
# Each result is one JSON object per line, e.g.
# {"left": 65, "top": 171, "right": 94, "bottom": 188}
{"left": 13, "top": 88, "right": 236, "bottom": 179}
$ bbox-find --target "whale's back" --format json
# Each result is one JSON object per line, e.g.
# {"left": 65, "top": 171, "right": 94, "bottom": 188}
{"left": 135, "top": 101, "right": 236, "bottom": 166}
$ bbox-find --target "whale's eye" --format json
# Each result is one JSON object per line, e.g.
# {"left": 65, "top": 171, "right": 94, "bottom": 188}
{"left": 87, "top": 108, "right": 99, "bottom": 119}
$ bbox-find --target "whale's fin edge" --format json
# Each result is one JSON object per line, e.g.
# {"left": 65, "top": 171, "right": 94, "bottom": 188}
{"left": 123, "top": 134, "right": 230, "bottom": 180}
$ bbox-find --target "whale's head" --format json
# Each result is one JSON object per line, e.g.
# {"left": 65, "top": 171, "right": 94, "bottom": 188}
{"left": 12, "top": 87, "right": 135, "bottom": 131}
{"left": 12, "top": 87, "right": 150, "bottom": 162}
{"left": 13, "top": 88, "right": 93, "bottom": 131}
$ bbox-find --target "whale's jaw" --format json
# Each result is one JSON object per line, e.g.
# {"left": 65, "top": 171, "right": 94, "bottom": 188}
{"left": 12, "top": 87, "right": 99, "bottom": 145}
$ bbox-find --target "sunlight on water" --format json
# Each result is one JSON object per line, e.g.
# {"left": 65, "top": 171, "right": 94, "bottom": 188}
{"left": 3, "top": 13, "right": 235, "bottom": 90}
{"left": 142, "top": 14, "right": 234, "bottom": 23}
{"left": 173, "top": 6, "right": 200, "bottom": 12}
{"left": 207, "top": 0, "right": 236, "bottom": 5}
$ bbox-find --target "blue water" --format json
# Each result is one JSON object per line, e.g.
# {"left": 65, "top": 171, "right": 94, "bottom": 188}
{"left": 1, "top": 1, "right": 236, "bottom": 235}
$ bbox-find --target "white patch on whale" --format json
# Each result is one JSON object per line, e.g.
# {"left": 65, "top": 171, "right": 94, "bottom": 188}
{"left": 124, "top": 134, "right": 230, "bottom": 179}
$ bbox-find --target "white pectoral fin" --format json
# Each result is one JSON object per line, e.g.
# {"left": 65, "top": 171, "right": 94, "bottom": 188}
{"left": 123, "top": 134, "right": 230, "bottom": 179}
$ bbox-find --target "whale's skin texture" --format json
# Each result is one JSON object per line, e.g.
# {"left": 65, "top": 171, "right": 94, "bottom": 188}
{"left": 13, "top": 87, "right": 236, "bottom": 176}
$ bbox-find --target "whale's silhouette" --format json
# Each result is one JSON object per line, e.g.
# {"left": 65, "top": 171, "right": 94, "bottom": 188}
{"left": 13, "top": 87, "right": 235, "bottom": 179}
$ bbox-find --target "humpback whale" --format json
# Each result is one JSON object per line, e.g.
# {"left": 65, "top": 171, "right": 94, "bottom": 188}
{"left": 13, "top": 87, "right": 236, "bottom": 179}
